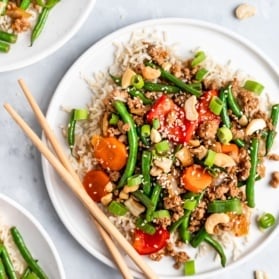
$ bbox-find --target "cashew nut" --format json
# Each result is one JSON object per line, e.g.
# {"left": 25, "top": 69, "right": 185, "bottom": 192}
{"left": 205, "top": 213, "right": 230, "bottom": 235}
{"left": 175, "top": 147, "right": 193, "bottom": 167}
{"left": 184, "top": 95, "right": 199, "bottom": 121}
{"left": 150, "top": 128, "right": 162, "bottom": 143}
{"left": 100, "top": 193, "right": 113, "bottom": 206}
{"left": 214, "top": 153, "right": 236, "bottom": 168}
{"left": 154, "top": 157, "right": 173, "bottom": 173}
{"left": 245, "top": 118, "right": 266, "bottom": 136}
{"left": 235, "top": 4, "right": 256, "bottom": 20}
{"left": 141, "top": 66, "right": 161, "bottom": 80}
{"left": 121, "top": 68, "right": 136, "bottom": 89}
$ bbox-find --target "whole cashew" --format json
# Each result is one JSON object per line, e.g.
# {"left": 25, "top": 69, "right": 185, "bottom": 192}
{"left": 205, "top": 213, "right": 230, "bottom": 235}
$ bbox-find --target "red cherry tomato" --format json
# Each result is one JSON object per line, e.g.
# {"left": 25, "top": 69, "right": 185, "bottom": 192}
{"left": 132, "top": 227, "right": 170, "bottom": 255}
{"left": 83, "top": 170, "right": 110, "bottom": 202}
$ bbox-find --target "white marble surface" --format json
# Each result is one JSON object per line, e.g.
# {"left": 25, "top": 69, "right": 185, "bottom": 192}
{"left": 1, "top": 0, "right": 279, "bottom": 278}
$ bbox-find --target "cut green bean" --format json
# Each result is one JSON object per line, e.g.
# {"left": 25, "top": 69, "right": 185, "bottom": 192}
{"left": 207, "top": 199, "right": 242, "bottom": 214}
{"left": 10, "top": 227, "right": 48, "bottom": 279}
{"left": 0, "top": 41, "right": 10, "bottom": 53}
{"left": 132, "top": 190, "right": 154, "bottom": 209}
{"left": 0, "top": 0, "right": 8, "bottom": 15}
{"left": 195, "top": 68, "right": 208, "bottom": 81}
{"left": 127, "top": 87, "right": 153, "bottom": 105}
{"left": 0, "top": 258, "right": 7, "bottom": 279}
{"left": 0, "top": 31, "right": 17, "bottom": 44}
{"left": 146, "top": 183, "right": 162, "bottom": 222}
{"left": 233, "top": 138, "right": 245, "bottom": 148}
{"left": 246, "top": 138, "right": 259, "bottom": 208}
{"left": 141, "top": 150, "right": 152, "bottom": 195}
{"left": 266, "top": 104, "right": 279, "bottom": 154}
{"left": 135, "top": 218, "right": 156, "bottom": 235}
{"left": 227, "top": 85, "right": 243, "bottom": 118}
{"left": 20, "top": 0, "right": 31, "bottom": 10}
{"left": 0, "top": 244, "right": 17, "bottom": 279}
{"left": 114, "top": 101, "right": 139, "bottom": 188}
{"left": 143, "top": 82, "right": 180, "bottom": 93}
{"left": 257, "top": 213, "right": 276, "bottom": 229}
{"left": 191, "top": 51, "right": 206, "bottom": 67}
{"left": 219, "top": 88, "right": 231, "bottom": 128}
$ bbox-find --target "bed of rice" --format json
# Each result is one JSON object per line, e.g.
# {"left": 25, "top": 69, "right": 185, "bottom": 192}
{"left": 0, "top": 217, "right": 27, "bottom": 276}
{"left": 69, "top": 29, "right": 269, "bottom": 262}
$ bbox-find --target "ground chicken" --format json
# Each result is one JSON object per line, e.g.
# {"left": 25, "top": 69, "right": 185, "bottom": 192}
{"left": 197, "top": 120, "right": 219, "bottom": 140}
{"left": 147, "top": 44, "right": 169, "bottom": 65}
{"left": 267, "top": 153, "right": 279, "bottom": 161}
{"left": 269, "top": 171, "right": 279, "bottom": 188}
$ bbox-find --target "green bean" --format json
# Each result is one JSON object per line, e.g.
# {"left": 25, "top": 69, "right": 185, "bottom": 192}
{"left": 0, "top": 0, "right": 8, "bottom": 15}
{"left": 0, "top": 31, "right": 17, "bottom": 44}
{"left": 143, "top": 82, "right": 180, "bottom": 93}
{"left": 246, "top": 138, "right": 259, "bottom": 208}
{"left": 233, "top": 138, "right": 245, "bottom": 148}
{"left": 0, "top": 258, "right": 7, "bottom": 279}
{"left": 21, "top": 267, "right": 31, "bottom": 279}
{"left": 31, "top": 8, "right": 50, "bottom": 46}
{"left": 169, "top": 211, "right": 191, "bottom": 233}
{"left": 141, "top": 150, "right": 152, "bottom": 195}
{"left": 132, "top": 190, "right": 154, "bottom": 209}
{"left": 145, "top": 61, "right": 201, "bottom": 97}
{"left": 190, "top": 227, "right": 226, "bottom": 267}
{"left": 114, "top": 101, "right": 139, "bottom": 188}
{"left": 219, "top": 87, "right": 231, "bottom": 128}
{"left": 266, "top": 104, "right": 279, "bottom": 154}
{"left": 227, "top": 85, "right": 243, "bottom": 118}
{"left": 127, "top": 87, "right": 153, "bottom": 105}
{"left": 10, "top": 227, "right": 48, "bottom": 279}
{"left": 0, "top": 41, "right": 10, "bottom": 53}
{"left": 109, "top": 73, "right": 121, "bottom": 86}
{"left": 0, "top": 244, "right": 17, "bottom": 279}
{"left": 178, "top": 220, "right": 191, "bottom": 243}
{"left": 20, "top": 0, "right": 31, "bottom": 10}
{"left": 146, "top": 183, "right": 161, "bottom": 222}
{"left": 67, "top": 109, "right": 76, "bottom": 152}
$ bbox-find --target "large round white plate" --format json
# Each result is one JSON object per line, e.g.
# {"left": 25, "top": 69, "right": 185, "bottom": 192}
{"left": 0, "top": 0, "right": 96, "bottom": 72}
{"left": 42, "top": 18, "right": 279, "bottom": 278}
{"left": 0, "top": 194, "right": 65, "bottom": 279}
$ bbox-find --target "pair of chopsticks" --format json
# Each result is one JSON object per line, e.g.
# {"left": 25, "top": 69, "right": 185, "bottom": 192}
{"left": 4, "top": 79, "right": 158, "bottom": 279}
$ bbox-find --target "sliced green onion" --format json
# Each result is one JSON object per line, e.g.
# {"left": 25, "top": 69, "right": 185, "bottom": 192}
{"left": 141, "top": 124, "right": 151, "bottom": 137}
{"left": 109, "top": 113, "right": 119, "bottom": 125}
{"left": 73, "top": 109, "right": 88, "bottom": 120}
{"left": 155, "top": 140, "right": 170, "bottom": 154}
{"left": 191, "top": 51, "right": 206, "bottom": 67}
{"left": 131, "top": 74, "right": 144, "bottom": 89}
{"left": 217, "top": 126, "right": 233, "bottom": 144}
{"left": 258, "top": 213, "right": 276, "bottom": 229}
{"left": 195, "top": 68, "right": 208, "bottom": 81}
{"left": 127, "top": 174, "right": 142, "bottom": 187}
{"left": 208, "top": 199, "right": 242, "bottom": 214}
{"left": 189, "top": 82, "right": 202, "bottom": 90}
{"left": 244, "top": 80, "right": 264, "bottom": 95}
{"left": 135, "top": 218, "right": 156, "bottom": 235}
{"left": 183, "top": 199, "right": 197, "bottom": 211}
{"left": 153, "top": 210, "right": 171, "bottom": 219}
{"left": 152, "top": 118, "right": 160, "bottom": 130}
{"left": 184, "top": 260, "right": 196, "bottom": 276}
{"left": 107, "top": 201, "right": 128, "bottom": 216}
{"left": 204, "top": 150, "right": 216, "bottom": 168}
{"left": 209, "top": 96, "right": 224, "bottom": 115}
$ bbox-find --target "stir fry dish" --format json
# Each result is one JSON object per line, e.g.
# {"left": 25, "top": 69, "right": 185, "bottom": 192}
{"left": 0, "top": 0, "right": 60, "bottom": 53}
{"left": 0, "top": 225, "right": 48, "bottom": 279}
{"left": 67, "top": 38, "right": 278, "bottom": 275}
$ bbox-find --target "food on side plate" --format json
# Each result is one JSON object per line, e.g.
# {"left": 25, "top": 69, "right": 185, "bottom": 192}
{"left": 65, "top": 35, "right": 278, "bottom": 275}
{"left": 0, "top": 221, "right": 48, "bottom": 279}
{"left": 0, "top": 0, "right": 60, "bottom": 53}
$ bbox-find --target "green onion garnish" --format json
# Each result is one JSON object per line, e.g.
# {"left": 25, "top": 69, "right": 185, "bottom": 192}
{"left": 184, "top": 260, "right": 196, "bottom": 276}
{"left": 217, "top": 126, "right": 233, "bottom": 144}
{"left": 131, "top": 74, "right": 144, "bottom": 89}
{"left": 195, "top": 68, "right": 208, "bottom": 81}
{"left": 107, "top": 201, "right": 128, "bottom": 216}
{"left": 141, "top": 124, "right": 151, "bottom": 137}
{"left": 152, "top": 118, "right": 160, "bottom": 130}
{"left": 73, "top": 109, "right": 89, "bottom": 120}
{"left": 109, "top": 113, "right": 119, "bottom": 125}
{"left": 209, "top": 96, "right": 224, "bottom": 115}
{"left": 127, "top": 174, "right": 142, "bottom": 187}
{"left": 183, "top": 199, "right": 197, "bottom": 211}
{"left": 204, "top": 149, "right": 216, "bottom": 168}
{"left": 155, "top": 140, "right": 170, "bottom": 154}
{"left": 191, "top": 51, "right": 206, "bottom": 67}
{"left": 258, "top": 213, "right": 276, "bottom": 229}
{"left": 153, "top": 210, "right": 171, "bottom": 219}
{"left": 207, "top": 199, "right": 242, "bottom": 214}
{"left": 243, "top": 80, "right": 264, "bottom": 95}
{"left": 135, "top": 217, "right": 156, "bottom": 235}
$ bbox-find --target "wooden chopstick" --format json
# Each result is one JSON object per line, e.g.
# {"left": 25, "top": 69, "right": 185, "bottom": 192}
{"left": 4, "top": 106, "right": 158, "bottom": 279}
{"left": 17, "top": 79, "right": 134, "bottom": 279}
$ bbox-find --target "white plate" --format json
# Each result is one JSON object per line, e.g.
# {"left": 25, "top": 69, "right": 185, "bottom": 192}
{"left": 0, "top": 194, "right": 65, "bottom": 278}
{"left": 42, "top": 18, "right": 279, "bottom": 278}
{"left": 0, "top": 0, "right": 96, "bottom": 72}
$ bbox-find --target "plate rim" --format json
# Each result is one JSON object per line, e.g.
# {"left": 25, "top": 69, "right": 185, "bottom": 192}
{"left": 41, "top": 17, "right": 279, "bottom": 279}
{"left": 0, "top": 0, "right": 96, "bottom": 73}
{"left": 0, "top": 193, "right": 66, "bottom": 279}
